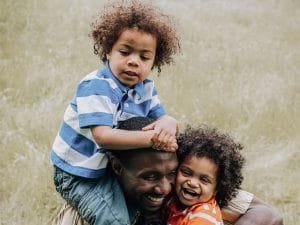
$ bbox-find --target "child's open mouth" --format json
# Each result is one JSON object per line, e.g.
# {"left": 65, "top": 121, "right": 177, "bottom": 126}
{"left": 124, "top": 71, "right": 138, "bottom": 77}
{"left": 181, "top": 188, "right": 199, "bottom": 200}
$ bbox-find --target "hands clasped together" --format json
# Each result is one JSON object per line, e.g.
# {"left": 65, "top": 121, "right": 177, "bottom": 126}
{"left": 142, "top": 115, "right": 178, "bottom": 152}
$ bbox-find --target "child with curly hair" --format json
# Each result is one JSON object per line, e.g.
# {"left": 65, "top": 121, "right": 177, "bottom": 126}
{"left": 50, "top": 0, "right": 180, "bottom": 224}
{"left": 168, "top": 126, "right": 245, "bottom": 225}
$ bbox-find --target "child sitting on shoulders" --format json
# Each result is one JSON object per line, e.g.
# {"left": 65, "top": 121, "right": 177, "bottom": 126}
{"left": 50, "top": 0, "right": 180, "bottom": 224}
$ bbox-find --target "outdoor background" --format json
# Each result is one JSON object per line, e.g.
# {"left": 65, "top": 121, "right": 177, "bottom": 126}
{"left": 1, "top": 0, "right": 299, "bottom": 224}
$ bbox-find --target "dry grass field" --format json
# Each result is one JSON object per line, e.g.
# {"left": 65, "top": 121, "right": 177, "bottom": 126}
{"left": 0, "top": 0, "right": 299, "bottom": 224}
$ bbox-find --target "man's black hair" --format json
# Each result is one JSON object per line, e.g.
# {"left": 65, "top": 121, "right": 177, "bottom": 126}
{"left": 117, "top": 117, "right": 155, "bottom": 131}
{"left": 110, "top": 117, "right": 156, "bottom": 163}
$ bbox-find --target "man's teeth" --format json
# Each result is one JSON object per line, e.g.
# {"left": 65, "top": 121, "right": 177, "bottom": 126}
{"left": 146, "top": 195, "right": 164, "bottom": 202}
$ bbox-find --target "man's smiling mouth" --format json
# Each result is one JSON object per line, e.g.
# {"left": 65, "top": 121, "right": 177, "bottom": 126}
{"left": 144, "top": 194, "right": 165, "bottom": 206}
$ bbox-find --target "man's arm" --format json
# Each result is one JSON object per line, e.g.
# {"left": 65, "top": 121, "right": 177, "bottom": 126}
{"left": 234, "top": 196, "right": 283, "bottom": 225}
{"left": 221, "top": 190, "right": 283, "bottom": 225}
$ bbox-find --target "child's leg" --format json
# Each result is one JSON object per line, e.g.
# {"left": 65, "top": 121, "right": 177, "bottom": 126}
{"left": 53, "top": 166, "right": 130, "bottom": 225}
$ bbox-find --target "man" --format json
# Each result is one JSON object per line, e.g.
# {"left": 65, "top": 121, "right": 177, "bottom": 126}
{"left": 53, "top": 117, "right": 283, "bottom": 225}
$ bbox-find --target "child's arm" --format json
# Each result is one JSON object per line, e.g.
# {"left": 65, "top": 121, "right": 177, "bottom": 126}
{"left": 91, "top": 125, "right": 177, "bottom": 151}
{"left": 143, "top": 115, "right": 178, "bottom": 136}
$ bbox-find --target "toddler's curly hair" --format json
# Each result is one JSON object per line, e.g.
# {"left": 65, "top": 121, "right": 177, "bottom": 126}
{"left": 90, "top": 0, "right": 180, "bottom": 73}
{"left": 177, "top": 126, "right": 245, "bottom": 208}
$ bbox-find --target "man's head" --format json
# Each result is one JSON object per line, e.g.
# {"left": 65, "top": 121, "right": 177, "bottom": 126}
{"left": 109, "top": 117, "right": 178, "bottom": 212}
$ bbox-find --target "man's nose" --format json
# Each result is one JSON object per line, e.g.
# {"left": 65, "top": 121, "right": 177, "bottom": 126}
{"left": 154, "top": 177, "right": 172, "bottom": 195}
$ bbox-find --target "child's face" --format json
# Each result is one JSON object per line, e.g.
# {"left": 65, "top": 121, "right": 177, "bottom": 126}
{"left": 107, "top": 28, "right": 157, "bottom": 87}
{"left": 175, "top": 155, "right": 218, "bottom": 207}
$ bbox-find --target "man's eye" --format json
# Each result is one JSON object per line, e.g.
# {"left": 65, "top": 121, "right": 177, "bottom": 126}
{"left": 168, "top": 170, "right": 177, "bottom": 177}
{"left": 143, "top": 174, "right": 157, "bottom": 181}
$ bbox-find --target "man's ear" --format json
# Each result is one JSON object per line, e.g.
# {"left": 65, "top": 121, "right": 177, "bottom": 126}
{"left": 110, "top": 156, "right": 123, "bottom": 176}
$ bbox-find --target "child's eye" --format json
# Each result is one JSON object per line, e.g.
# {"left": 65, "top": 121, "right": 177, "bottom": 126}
{"left": 141, "top": 55, "right": 150, "bottom": 61}
{"left": 200, "top": 177, "right": 210, "bottom": 184}
{"left": 119, "top": 50, "right": 129, "bottom": 56}
{"left": 180, "top": 168, "right": 192, "bottom": 177}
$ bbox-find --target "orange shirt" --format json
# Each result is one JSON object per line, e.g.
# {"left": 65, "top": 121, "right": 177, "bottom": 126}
{"left": 168, "top": 196, "right": 223, "bottom": 225}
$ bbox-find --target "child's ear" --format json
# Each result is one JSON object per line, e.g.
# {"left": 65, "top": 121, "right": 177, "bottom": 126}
{"left": 110, "top": 156, "right": 123, "bottom": 176}
{"left": 214, "top": 189, "right": 218, "bottom": 195}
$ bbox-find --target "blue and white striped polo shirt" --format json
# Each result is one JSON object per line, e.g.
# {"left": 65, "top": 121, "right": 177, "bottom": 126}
{"left": 50, "top": 63, "right": 166, "bottom": 178}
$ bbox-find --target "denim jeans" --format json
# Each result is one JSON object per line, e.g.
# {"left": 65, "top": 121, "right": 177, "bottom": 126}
{"left": 53, "top": 166, "right": 132, "bottom": 225}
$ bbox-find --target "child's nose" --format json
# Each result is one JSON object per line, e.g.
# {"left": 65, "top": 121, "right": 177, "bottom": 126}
{"left": 127, "top": 54, "right": 139, "bottom": 66}
{"left": 187, "top": 178, "right": 200, "bottom": 188}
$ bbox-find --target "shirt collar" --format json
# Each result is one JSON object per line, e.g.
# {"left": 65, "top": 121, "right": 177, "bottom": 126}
{"left": 169, "top": 196, "right": 217, "bottom": 215}
{"left": 99, "top": 62, "right": 145, "bottom": 99}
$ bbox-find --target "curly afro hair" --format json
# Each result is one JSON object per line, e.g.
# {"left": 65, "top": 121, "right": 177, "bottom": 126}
{"left": 90, "top": 0, "right": 180, "bottom": 73}
{"left": 177, "top": 126, "right": 245, "bottom": 208}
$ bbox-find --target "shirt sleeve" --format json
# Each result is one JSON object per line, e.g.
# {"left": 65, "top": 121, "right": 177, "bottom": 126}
{"left": 221, "top": 189, "right": 254, "bottom": 219}
{"left": 76, "top": 78, "right": 120, "bottom": 128}
{"left": 148, "top": 86, "right": 166, "bottom": 119}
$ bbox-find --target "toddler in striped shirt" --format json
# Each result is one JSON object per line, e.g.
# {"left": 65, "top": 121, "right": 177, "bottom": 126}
{"left": 50, "top": 1, "right": 180, "bottom": 224}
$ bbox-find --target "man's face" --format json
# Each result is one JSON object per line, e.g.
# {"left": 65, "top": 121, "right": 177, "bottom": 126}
{"left": 118, "top": 151, "right": 178, "bottom": 212}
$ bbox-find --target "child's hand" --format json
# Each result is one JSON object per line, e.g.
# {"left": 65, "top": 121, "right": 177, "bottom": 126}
{"left": 143, "top": 115, "right": 178, "bottom": 152}
{"left": 142, "top": 115, "right": 179, "bottom": 137}
{"left": 151, "top": 133, "right": 177, "bottom": 152}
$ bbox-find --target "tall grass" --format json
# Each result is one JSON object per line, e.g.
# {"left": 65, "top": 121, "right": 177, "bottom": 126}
{"left": 0, "top": 0, "right": 299, "bottom": 224}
